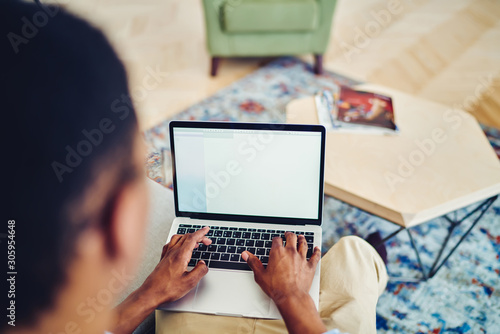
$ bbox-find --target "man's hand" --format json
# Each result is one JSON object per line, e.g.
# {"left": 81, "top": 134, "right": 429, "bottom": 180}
{"left": 242, "top": 232, "right": 320, "bottom": 304}
{"left": 141, "top": 226, "right": 212, "bottom": 305}
{"left": 113, "top": 227, "right": 211, "bottom": 334}
{"left": 242, "top": 232, "right": 326, "bottom": 334}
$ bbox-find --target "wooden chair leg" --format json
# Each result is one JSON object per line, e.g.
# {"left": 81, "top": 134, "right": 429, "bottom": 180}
{"left": 210, "top": 57, "right": 220, "bottom": 77}
{"left": 314, "top": 54, "right": 323, "bottom": 75}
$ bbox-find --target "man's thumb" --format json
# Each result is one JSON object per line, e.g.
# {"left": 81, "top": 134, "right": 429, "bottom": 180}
{"left": 185, "top": 260, "right": 209, "bottom": 284}
{"left": 242, "top": 251, "right": 264, "bottom": 274}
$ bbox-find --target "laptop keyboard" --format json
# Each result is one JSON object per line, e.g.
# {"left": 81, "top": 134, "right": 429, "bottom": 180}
{"left": 176, "top": 224, "right": 315, "bottom": 271}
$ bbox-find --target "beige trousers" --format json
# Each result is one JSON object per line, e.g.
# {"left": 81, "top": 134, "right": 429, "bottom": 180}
{"left": 156, "top": 236, "right": 388, "bottom": 334}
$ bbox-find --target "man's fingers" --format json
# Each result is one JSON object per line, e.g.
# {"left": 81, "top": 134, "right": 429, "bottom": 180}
{"left": 184, "top": 260, "right": 209, "bottom": 287}
{"left": 167, "top": 234, "right": 184, "bottom": 250}
{"left": 271, "top": 236, "right": 283, "bottom": 250}
{"left": 161, "top": 235, "right": 183, "bottom": 259}
{"left": 297, "top": 235, "right": 308, "bottom": 258}
{"left": 308, "top": 247, "right": 321, "bottom": 269}
{"left": 242, "top": 251, "right": 264, "bottom": 276}
{"left": 201, "top": 236, "right": 212, "bottom": 246}
{"left": 182, "top": 226, "right": 210, "bottom": 248}
{"left": 161, "top": 244, "right": 169, "bottom": 260}
{"left": 285, "top": 232, "right": 297, "bottom": 249}
{"left": 173, "top": 227, "right": 211, "bottom": 261}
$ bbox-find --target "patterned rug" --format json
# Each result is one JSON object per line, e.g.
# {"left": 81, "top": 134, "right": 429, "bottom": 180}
{"left": 143, "top": 57, "right": 500, "bottom": 334}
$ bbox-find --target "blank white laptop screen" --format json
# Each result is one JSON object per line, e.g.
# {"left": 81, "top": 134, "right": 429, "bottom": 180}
{"left": 173, "top": 127, "right": 322, "bottom": 219}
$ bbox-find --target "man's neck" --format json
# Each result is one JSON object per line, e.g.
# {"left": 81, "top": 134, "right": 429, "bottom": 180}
{"left": 7, "top": 237, "right": 120, "bottom": 334}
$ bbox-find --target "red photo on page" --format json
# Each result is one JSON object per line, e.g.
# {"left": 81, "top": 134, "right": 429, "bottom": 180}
{"left": 336, "top": 86, "right": 397, "bottom": 131}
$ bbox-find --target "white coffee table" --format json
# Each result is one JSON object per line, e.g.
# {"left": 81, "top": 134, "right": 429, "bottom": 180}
{"left": 286, "top": 83, "right": 500, "bottom": 280}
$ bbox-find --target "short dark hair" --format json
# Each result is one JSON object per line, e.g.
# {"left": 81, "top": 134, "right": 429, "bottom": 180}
{"left": 2, "top": 0, "right": 139, "bottom": 328}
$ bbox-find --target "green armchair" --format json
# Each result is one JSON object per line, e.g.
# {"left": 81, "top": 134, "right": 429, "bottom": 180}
{"left": 202, "top": 0, "right": 337, "bottom": 76}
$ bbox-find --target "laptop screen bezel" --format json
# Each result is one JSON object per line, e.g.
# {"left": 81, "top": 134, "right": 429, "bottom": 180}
{"left": 169, "top": 121, "right": 326, "bottom": 226}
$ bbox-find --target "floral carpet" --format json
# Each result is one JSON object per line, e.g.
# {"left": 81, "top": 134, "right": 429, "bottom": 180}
{"left": 143, "top": 57, "right": 500, "bottom": 334}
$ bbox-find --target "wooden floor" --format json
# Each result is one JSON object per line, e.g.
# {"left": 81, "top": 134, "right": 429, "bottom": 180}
{"left": 59, "top": 0, "right": 500, "bottom": 131}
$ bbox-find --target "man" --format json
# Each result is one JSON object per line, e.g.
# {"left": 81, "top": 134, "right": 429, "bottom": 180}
{"left": 2, "top": 1, "right": 387, "bottom": 333}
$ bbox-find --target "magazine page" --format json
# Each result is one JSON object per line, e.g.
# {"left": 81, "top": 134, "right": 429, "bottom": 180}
{"left": 315, "top": 86, "right": 399, "bottom": 135}
{"left": 337, "top": 86, "right": 397, "bottom": 132}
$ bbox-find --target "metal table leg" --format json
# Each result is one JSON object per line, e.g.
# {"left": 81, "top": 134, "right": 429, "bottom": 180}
{"left": 379, "top": 195, "right": 497, "bottom": 282}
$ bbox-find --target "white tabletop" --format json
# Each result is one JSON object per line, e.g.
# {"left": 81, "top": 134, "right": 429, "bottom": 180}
{"left": 286, "top": 84, "right": 500, "bottom": 227}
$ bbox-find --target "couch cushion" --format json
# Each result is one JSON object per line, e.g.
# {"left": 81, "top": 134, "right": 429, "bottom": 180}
{"left": 221, "top": 0, "right": 318, "bottom": 33}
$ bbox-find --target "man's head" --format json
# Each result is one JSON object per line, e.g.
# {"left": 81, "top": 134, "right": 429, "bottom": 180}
{"left": 3, "top": 0, "right": 148, "bottom": 330}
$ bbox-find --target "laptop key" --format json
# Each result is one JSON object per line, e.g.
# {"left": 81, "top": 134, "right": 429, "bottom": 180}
{"left": 216, "top": 238, "right": 226, "bottom": 245}
{"left": 213, "top": 230, "right": 223, "bottom": 237}
{"left": 209, "top": 261, "right": 250, "bottom": 271}
{"left": 236, "top": 246, "right": 246, "bottom": 253}
{"left": 248, "top": 228, "right": 257, "bottom": 232}
{"left": 257, "top": 229, "right": 266, "bottom": 233}
{"left": 217, "top": 245, "right": 227, "bottom": 253}
{"left": 233, "top": 231, "right": 242, "bottom": 238}
{"left": 210, "top": 253, "right": 220, "bottom": 260}
{"left": 265, "top": 248, "right": 271, "bottom": 256}
{"left": 206, "top": 230, "right": 214, "bottom": 237}
{"left": 188, "top": 259, "right": 197, "bottom": 266}
{"left": 255, "top": 240, "right": 264, "bottom": 248}
{"left": 261, "top": 233, "right": 270, "bottom": 240}
{"left": 220, "top": 253, "right": 230, "bottom": 261}
{"left": 192, "top": 225, "right": 201, "bottom": 229}
{"left": 305, "top": 232, "right": 314, "bottom": 236}
{"left": 251, "top": 233, "right": 261, "bottom": 240}
{"left": 245, "top": 240, "right": 255, "bottom": 247}
{"left": 230, "top": 254, "right": 240, "bottom": 262}
{"left": 226, "top": 238, "right": 236, "bottom": 246}
{"left": 247, "top": 247, "right": 256, "bottom": 254}
{"left": 220, "top": 227, "right": 229, "bottom": 230}
{"left": 229, "top": 227, "right": 238, "bottom": 231}
{"left": 177, "top": 228, "right": 186, "bottom": 234}
{"left": 187, "top": 228, "right": 196, "bottom": 233}
{"left": 227, "top": 246, "right": 237, "bottom": 253}
{"left": 265, "top": 241, "right": 272, "bottom": 248}
{"left": 242, "top": 232, "right": 251, "bottom": 238}
{"left": 261, "top": 256, "right": 269, "bottom": 264}
{"left": 208, "top": 244, "right": 217, "bottom": 252}
{"left": 201, "top": 252, "right": 210, "bottom": 259}
{"left": 236, "top": 239, "right": 245, "bottom": 246}
{"left": 307, "top": 249, "right": 313, "bottom": 258}
{"left": 192, "top": 251, "right": 202, "bottom": 259}
{"left": 198, "top": 244, "right": 208, "bottom": 251}
{"left": 305, "top": 236, "right": 314, "bottom": 243}
{"left": 223, "top": 231, "right": 232, "bottom": 238}
{"left": 266, "top": 230, "right": 276, "bottom": 233}
{"left": 179, "top": 224, "right": 191, "bottom": 228}
{"left": 256, "top": 248, "right": 266, "bottom": 256}
{"left": 238, "top": 228, "right": 247, "bottom": 231}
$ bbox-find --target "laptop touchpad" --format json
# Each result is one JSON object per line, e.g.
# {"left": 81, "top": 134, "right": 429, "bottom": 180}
{"left": 193, "top": 270, "right": 274, "bottom": 318}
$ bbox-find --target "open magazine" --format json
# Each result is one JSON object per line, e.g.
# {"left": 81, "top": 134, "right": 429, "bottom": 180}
{"left": 315, "top": 86, "right": 399, "bottom": 135}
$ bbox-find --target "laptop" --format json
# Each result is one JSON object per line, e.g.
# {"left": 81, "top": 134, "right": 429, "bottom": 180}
{"left": 158, "top": 121, "right": 326, "bottom": 319}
